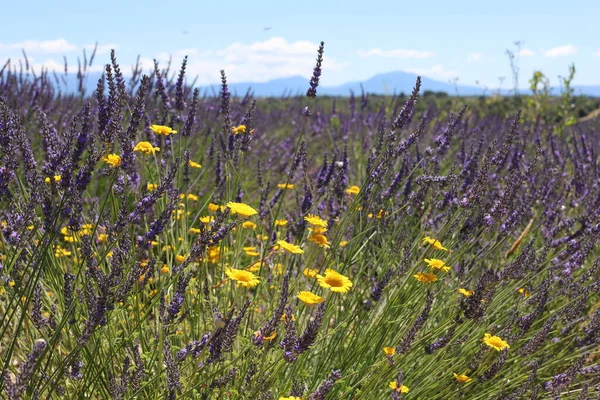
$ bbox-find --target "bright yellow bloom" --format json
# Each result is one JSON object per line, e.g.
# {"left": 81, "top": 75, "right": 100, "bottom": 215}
{"left": 423, "top": 236, "right": 449, "bottom": 251}
{"left": 246, "top": 261, "right": 261, "bottom": 272}
{"left": 453, "top": 373, "right": 472, "bottom": 383}
{"left": 9, "top": 281, "right": 16, "bottom": 287}
{"left": 180, "top": 193, "right": 199, "bottom": 201}
{"left": 383, "top": 347, "right": 396, "bottom": 356}
{"left": 518, "top": 287, "right": 531, "bottom": 297}
{"left": 189, "top": 227, "right": 201, "bottom": 234}
{"left": 458, "top": 288, "right": 474, "bottom": 297}
{"left": 208, "top": 203, "right": 220, "bottom": 212}
{"left": 308, "top": 233, "right": 330, "bottom": 248}
{"left": 304, "top": 214, "right": 328, "bottom": 228}
{"left": 147, "top": 183, "right": 158, "bottom": 191}
{"left": 225, "top": 267, "right": 260, "bottom": 288}
{"left": 45, "top": 175, "right": 62, "bottom": 184}
{"left": 316, "top": 269, "right": 353, "bottom": 293}
{"left": 303, "top": 268, "right": 318, "bottom": 278}
{"left": 175, "top": 255, "right": 186, "bottom": 264}
{"left": 277, "top": 240, "right": 304, "bottom": 254}
{"left": 275, "top": 219, "right": 288, "bottom": 227}
{"left": 232, "top": 124, "right": 246, "bottom": 134}
{"left": 253, "top": 330, "right": 276, "bottom": 341}
{"left": 389, "top": 382, "right": 410, "bottom": 393}
{"left": 199, "top": 216, "right": 214, "bottom": 225}
{"left": 339, "top": 240, "right": 349, "bottom": 247}
{"left": 102, "top": 154, "right": 121, "bottom": 168}
{"left": 414, "top": 272, "right": 438, "bottom": 283}
{"left": 226, "top": 202, "right": 258, "bottom": 217}
{"left": 188, "top": 160, "right": 202, "bottom": 169}
{"left": 160, "top": 265, "right": 170, "bottom": 275}
{"left": 54, "top": 246, "right": 71, "bottom": 258}
{"left": 134, "top": 141, "right": 160, "bottom": 155}
{"left": 149, "top": 124, "right": 177, "bottom": 135}
{"left": 297, "top": 291, "right": 324, "bottom": 305}
{"left": 345, "top": 185, "right": 360, "bottom": 195}
{"left": 279, "top": 397, "right": 302, "bottom": 400}
{"left": 277, "top": 183, "right": 294, "bottom": 189}
{"left": 245, "top": 250, "right": 260, "bottom": 257}
{"left": 483, "top": 333, "right": 510, "bottom": 351}
{"left": 242, "top": 221, "right": 257, "bottom": 229}
{"left": 424, "top": 258, "right": 450, "bottom": 272}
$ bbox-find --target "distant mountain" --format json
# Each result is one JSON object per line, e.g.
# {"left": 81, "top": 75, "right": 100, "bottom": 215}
{"left": 13, "top": 70, "right": 600, "bottom": 98}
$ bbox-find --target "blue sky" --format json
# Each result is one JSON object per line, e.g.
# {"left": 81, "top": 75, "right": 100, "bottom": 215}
{"left": 1, "top": 0, "right": 598, "bottom": 88}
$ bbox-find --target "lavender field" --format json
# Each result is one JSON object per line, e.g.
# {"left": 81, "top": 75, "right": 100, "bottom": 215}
{"left": 1, "top": 44, "right": 599, "bottom": 399}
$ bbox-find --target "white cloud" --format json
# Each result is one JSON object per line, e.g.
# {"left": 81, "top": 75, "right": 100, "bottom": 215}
{"left": 467, "top": 52, "right": 482, "bottom": 62}
{"left": 404, "top": 64, "right": 458, "bottom": 81}
{"left": 83, "top": 43, "right": 119, "bottom": 56}
{"left": 144, "top": 37, "right": 347, "bottom": 85}
{"left": 0, "top": 39, "right": 77, "bottom": 54}
{"left": 518, "top": 48, "right": 536, "bottom": 57}
{"left": 357, "top": 48, "right": 434, "bottom": 59}
{"left": 544, "top": 45, "right": 577, "bottom": 58}
{"left": 594, "top": 50, "right": 600, "bottom": 57}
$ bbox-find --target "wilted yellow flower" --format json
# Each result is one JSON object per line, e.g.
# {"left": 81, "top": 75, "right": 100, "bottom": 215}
{"left": 297, "top": 291, "right": 324, "bottom": 305}
{"left": 383, "top": 347, "right": 396, "bottom": 356}
{"left": 134, "top": 141, "right": 160, "bottom": 155}
{"left": 453, "top": 373, "right": 472, "bottom": 383}
{"left": 304, "top": 214, "right": 328, "bottom": 228}
{"left": 345, "top": 185, "right": 360, "bottom": 195}
{"left": 189, "top": 160, "right": 202, "bottom": 169}
{"left": 232, "top": 124, "right": 246, "bottom": 134}
{"left": 483, "top": 333, "right": 510, "bottom": 351}
{"left": 277, "top": 240, "right": 304, "bottom": 254}
{"left": 389, "top": 382, "right": 410, "bottom": 393}
{"left": 316, "top": 269, "right": 353, "bottom": 293}
{"left": 45, "top": 175, "right": 62, "bottom": 184}
{"left": 303, "top": 268, "right": 318, "bottom": 278}
{"left": 226, "top": 202, "right": 258, "bottom": 217}
{"left": 422, "top": 236, "right": 449, "bottom": 251}
{"left": 275, "top": 219, "right": 288, "bottom": 227}
{"left": 424, "top": 258, "right": 450, "bottom": 272}
{"left": 458, "top": 288, "right": 474, "bottom": 297}
{"left": 225, "top": 267, "right": 260, "bottom": 288}
{"left": 414, "top": 272, "right": 438, "bottom": 283}
{"left": 242, "top": 221, "right": 257, "bottom": 229}
{"left": 102, "top": 154, "right": 121, "bottom": 168}
{"left": 149, "top": 125, "right": 177, "bottom": 135}
{"left": 277, "top": 183, "right": 294, "bottom": 189}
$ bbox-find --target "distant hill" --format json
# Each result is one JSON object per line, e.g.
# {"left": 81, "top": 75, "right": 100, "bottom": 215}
{"left": 12, "top": 70, "right": 600, "bottom": 98}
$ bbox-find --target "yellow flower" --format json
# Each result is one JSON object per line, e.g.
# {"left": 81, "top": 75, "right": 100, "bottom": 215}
{"left": 458, "top": 288, "right": 474, "bottom": 297}
{"left": 232, "top": 124, "right": 247, "bottom": 134}
{"left": 245, "top": 250, "right": 260, "bottom": 257}
{"left": 225, "top": 267, "right": 260, "bottom": 288}
{"left": 189, "top": 227, "right": 201, "bottom": 234}
{"left": 180, "top": 193, "right": 199, "bottom": 202}
{"left": 383, "top": 347, "right": 396, "bottom": 356}
{"left": 297, "top": 291, "right": 324, "bottom": 305}
{"left": 483, "top": 333, "right": 510, "bottom": 351}
{"left": 277, "top": 240, "right": 304, "bottom": 254}
{"left": 134, "top": 141, "right": 160, "bottom": 155}
{"left": 279, "top": 397, "right": 302, "bottom": 400}
{"left": 275, "top": 219, "right": 288, "bottom": 227}
{"left": 45, "top": 175, "right": 62, "bottom": 184}
{"left": 208, "top": 203, "right": 220, "bottom": 212}
{"left": 9, "top": 281, "right": 16, "bottom": 287}
{"left": 149, "top": 124, "right": 177, "bottom": 135}
{"left": 226, "top": 202, "right": 258, "bottom": 217}
{"left": 304, "top": 214, "right": 328, "bottom": 228}
{"left": 423, "top": 236, "right": 449, "bottom": 251}
{"left": 242, "top": 221, "right": 257, "bottom": 229}
{"left": 424, "top": 258, "right": 450, "bottom": 272}
{"left": 147, "top": 183, "right": 158, "bottom": 191}
{"left": 316, "top": 269, "right": 353, "bottom": 293}
{"left": 308, "top": 233, "right": 330, "bottom": 248}
{"left": 199, "top": 216, "right": 215, "bottom": 225}
{"left": 303, "top": 268, "right": 318, "bottom": 278}
{"left": 254, "top": 330, "right": 276, "bottom": 341}
{"left": 518, "top": 287, "right": 531, "bottom": 297}
{"left": 453, "top": 373, "right": 472, "bottom": 383}
{"left": 345, "top": 185, "right": 360, "bottom": 195}
{"left": 54, "top": 246, "right": 71, "bottom": 258}
{"left": 414, "top": 272, "right": 438, "bottom": 283}
{"left": 175, "top": 255, "right": 186, "bottom": 264}
{"left": 188, "top": 160, "right": 202, "bottom": 169}
{"left": 389, "top": 382, "right": 410, "bottom": 393}
{"left": 160, "top": 265, "right": 170, "bottom": 275}
{"left": 277, "top": 183, "right": 294, "bottom": 189}
{"left": 102, "top": 154, "right": 121, "bottom": 168}
{"left": 246, "top": 261, "right": 261, "bottom": 272}
{"left": 339, "top": 240, "right": 349, "bottom": 247}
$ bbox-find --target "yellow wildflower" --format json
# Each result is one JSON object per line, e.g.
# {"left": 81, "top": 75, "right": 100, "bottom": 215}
{"left": 345, "top": 185, "right": 360, "bottom": 195}
{"left": 102, "top": 154, "right": 121, "bottom": 168}
{"left": 308, "top": 233, "right": 330, "bottom": 248}
{"left": 44, "top": 175, "right": 62, "bottom": 184}
{"left": 149, "top": 125, "right": 177, "bottom": 135}
{"left": 424, "top": 258, "right": 450, "bottom": 272}
{"left": 147, "top": 183, "right": 158, "bottom": 191}
{"left": 275, "top": 219, "right": 288, "bottom": 227}
{"left": 242, "top": 221, "right": 257, "bottom": 229}
{"left": 189, "top": 227, "right": 201, "bottom": 234}
{"left": 304, "top": 214, "right": 328, "bottom": 228}
{"left": 458, "top": 288, "right": 474, "bottom": 297}
{"left": 134, "top": 141, "right": 160, "bottom": 155}
{"left": 175, "top": 255, "right": 186, "bottom": 264}
{"left": 414, "top": 272, "right": 438, "bottom": 283}
{"left": 483, "top": 333, "right": 510, "bottom": 351}
{"left": 277, "top": 240, "right": 304, "bottom": 254}
{"left": 422, "top": 236, "right": 449, "bottom": 251}
{"left": 160, "top": 265, "right": 170, "bottom": 275}
{"left": 297, "top": 291, "right": 324, "bottom": 306}
{"left": 518, "top": 287, "right": 531, "bottom": 297}
{"left": 454, "top": 373, "right": 472, "bottom": 383}
{"left": 225, "top": 267, "right": 260, "bottom": 288}
{"left": 383, "top": 347, "right": 396, "bottom": 356}
{"left": 389, "top": 382, "right": 410, "bottom": 393}
{"left": 189, "top": 160, "right": 202, "bottom": 169}
{"left": 226, "top": 202, "right": 258, "bottom": 217}
{"left": 232, "top": 124, "right": 246, "bottom": 134}
{"left": 303, "top": 268, "right": 318, "bottom": 278}
{"left": 316, "top": 269, "right": 353, "bottom": 293}
{"left": 277, "top": 183, "right": 294, "bottom": 189}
